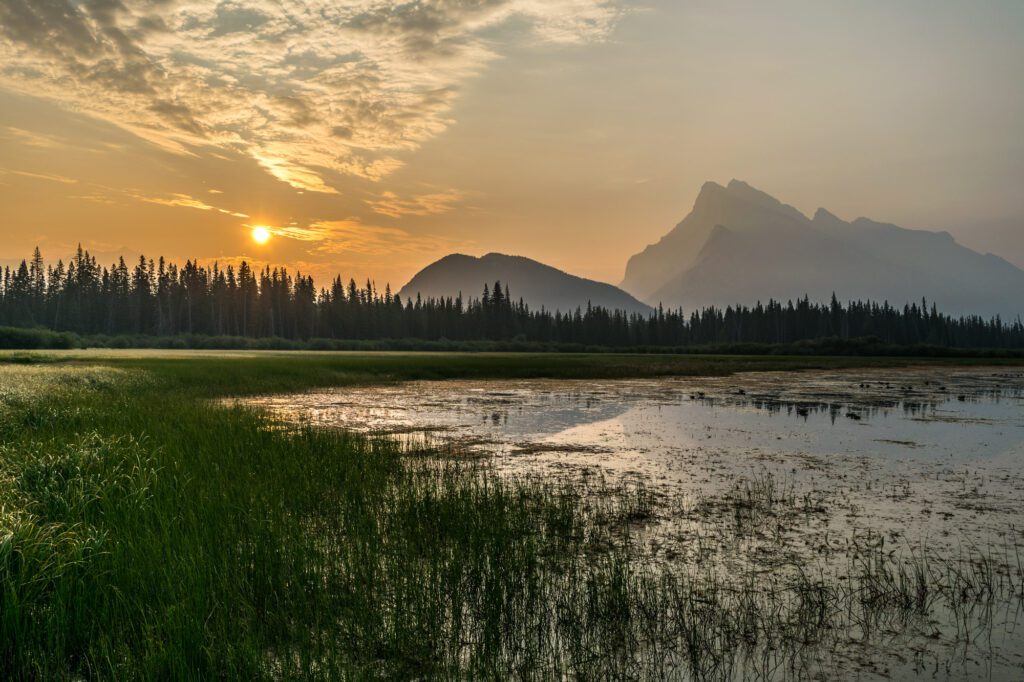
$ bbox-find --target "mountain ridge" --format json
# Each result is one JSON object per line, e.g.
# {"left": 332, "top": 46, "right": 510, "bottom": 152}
{"left": 622, "top": 180, "right": 1024, "bottom": 319}
{"left": 399, "top": 252, "right": 653, "bottom": 316}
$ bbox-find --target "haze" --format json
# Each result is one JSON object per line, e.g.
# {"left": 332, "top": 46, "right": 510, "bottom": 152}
{"left": 1, "top": 0, "right": 1022, "bottom": 289}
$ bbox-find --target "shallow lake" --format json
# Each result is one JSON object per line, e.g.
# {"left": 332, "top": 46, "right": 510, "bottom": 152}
{"left": 246, "top": 367, "right": 1024, "bottom": 679}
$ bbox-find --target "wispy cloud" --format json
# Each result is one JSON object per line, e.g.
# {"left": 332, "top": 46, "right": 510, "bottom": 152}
{"left": 276, "top": 218, "right": 459, "bottom": 257}
{"left": 0, "top": 1, "right": 623, "bottom": 193}
{"left": 70, "top": 192, "right": 118, "bottom": 206}
{"left": 0, "top": 167, "right": 78, "bottom": 184}
{"left": 367, "top": 189, "right": 463, "bottom": 218}
{"left": 0, "top": 166, "right": 251, "bottom": 218}
{"left": 133, "top": 191, "right": 249, "bottom": 218}
{"left": 2, "top": 126, "right": 64, "bottom": 149}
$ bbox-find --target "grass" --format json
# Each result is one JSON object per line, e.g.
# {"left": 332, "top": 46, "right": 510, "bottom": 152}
{"left": 1, "top": 350, "right": 1022, "bottom": 679}
{"left": 5, "top": 325, "right": 1024, "bottom": 357}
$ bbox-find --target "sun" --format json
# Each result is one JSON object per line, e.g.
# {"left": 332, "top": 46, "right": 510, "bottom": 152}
{"left": 251, "top": 226, "right": 271, "bottom": 244}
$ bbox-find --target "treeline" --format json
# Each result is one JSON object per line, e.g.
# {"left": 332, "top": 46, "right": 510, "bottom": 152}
{"left": 1, "top": 246, "right": 1022, "bottom": 349}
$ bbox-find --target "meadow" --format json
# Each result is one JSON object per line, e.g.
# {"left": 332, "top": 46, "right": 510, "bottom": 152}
{"left": 2, "top": 350, "right": 1023, "bottom": 679}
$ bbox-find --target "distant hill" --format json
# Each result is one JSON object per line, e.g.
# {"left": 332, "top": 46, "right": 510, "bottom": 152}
{"left": 399, "top": 253, "right": 653, "bottom": 315}
{"left": 622, "top": 180, "right": 1024, "bottom": 318}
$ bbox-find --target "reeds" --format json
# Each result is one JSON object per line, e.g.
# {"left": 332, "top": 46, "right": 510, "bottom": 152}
{"left": 0, "top": 355, "right": 1020, "bottom": 679}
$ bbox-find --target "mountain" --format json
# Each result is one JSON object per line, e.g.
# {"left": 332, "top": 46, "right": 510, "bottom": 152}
{"left": 621, "top": 180, "right": 1024, "bottom": 319}
{"left": 399, "top": 253, "right": 653, "bottom": 315}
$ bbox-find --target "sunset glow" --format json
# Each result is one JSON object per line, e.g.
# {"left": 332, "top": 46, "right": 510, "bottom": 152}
{"left": 0, "top": 2, "right": 1020, "bottom": 288}
{"left": 251, "top": 226, "right": 271, "bottom": 245}
{"left": 1, "top": 4, "right": 1024, "bottom": 678}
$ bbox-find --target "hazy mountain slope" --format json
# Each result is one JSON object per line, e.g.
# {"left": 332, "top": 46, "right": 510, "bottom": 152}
{"left": 621, "top": 180, "right": 809, "bottom": 300}
{"left": 813, "top": 209, "right": 1024, "bottom": 296}
{"left": 623, "top": 180, "right": 1024, "bottom": 318}
{"left": 399, "top": 253, "right": 654, "bottom": 315}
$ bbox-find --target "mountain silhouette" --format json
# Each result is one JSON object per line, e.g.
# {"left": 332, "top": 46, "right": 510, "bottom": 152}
{"left": 399, "top": 253, "right": 653, "bottom": 315}
{"left": 622, "top": 180, "right": 1024, "bottom": 318}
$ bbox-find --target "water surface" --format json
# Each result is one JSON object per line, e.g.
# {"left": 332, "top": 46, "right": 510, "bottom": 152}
{"left": 246, "top": 367, "right": 1024, "bottom": 680}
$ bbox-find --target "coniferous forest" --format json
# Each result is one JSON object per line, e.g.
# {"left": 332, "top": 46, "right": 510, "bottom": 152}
{"left": 1, "top": 247, "right": 1022, "bottom": 350}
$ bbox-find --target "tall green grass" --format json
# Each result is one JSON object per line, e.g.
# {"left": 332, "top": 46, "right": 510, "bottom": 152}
{"left": 0, "top": 353, "right": 1019, "bottom": 679}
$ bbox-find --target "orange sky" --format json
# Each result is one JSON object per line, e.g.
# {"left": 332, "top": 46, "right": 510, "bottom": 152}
{"left": 1, "top": 1, "right": 1022, "bottom": 290}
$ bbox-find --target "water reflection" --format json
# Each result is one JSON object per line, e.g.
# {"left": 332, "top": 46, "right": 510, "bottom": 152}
{"left": 247, "top": 368, "right": 1024, "bottom": 467}
{"left": 244, "top": 367, "right": 1024, "bottom": 681}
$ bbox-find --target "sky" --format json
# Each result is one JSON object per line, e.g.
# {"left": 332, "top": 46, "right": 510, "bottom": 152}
{"left": 1, "top": 0, "right": 1022, "bottom": 290}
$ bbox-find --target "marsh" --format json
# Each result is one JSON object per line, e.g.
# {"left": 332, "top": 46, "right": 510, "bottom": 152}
{"left": 4, "top": 352, "right": 1024, "bottom": 679}
{"left": 250, "top": 367, "right": 1024, "bottom": 679}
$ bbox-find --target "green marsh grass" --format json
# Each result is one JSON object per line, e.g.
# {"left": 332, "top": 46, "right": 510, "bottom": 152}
{"left": 1, "top": 351, "right": 1022, "bottom": 679}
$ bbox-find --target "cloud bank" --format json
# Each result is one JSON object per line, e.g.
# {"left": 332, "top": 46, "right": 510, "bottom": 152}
{"left": 0, "top": 0, "right": 622, "bottom": 193}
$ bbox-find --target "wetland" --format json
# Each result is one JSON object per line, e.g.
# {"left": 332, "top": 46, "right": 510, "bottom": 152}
{"left": 3, "top": 351, "right": 1024, "bottom": 679}
{"left": 248, "top": 366, "right": 1024, "bottom": 680}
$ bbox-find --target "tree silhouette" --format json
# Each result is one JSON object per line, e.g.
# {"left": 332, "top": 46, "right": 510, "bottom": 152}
{"left": 0, "top": 247, "right": 1021, "bottom": 349}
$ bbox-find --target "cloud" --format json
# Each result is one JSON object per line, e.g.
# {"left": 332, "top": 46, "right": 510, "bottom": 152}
{"left": 0, "top": 167, "right": 79, "bottom": 184}
{"left": 275, "top": 218, "right": 458, "bottom": 257}
{"left": 69, "top": 192, "right": 119, "bottom": 205}
{"left": 2, "top": 126, "right": 64, "bottom": 149}
{"left": 334, "top": 155, "right": 406, "bottom": 183}
{"left": 252, "top": 153, "right": 341, "bottom": 194}
{"left": 132, "top": 191, "right": 249, "bottom": 217}
{"left": 0, "top": 1, "right": 623, "bottom": 193}
{"left": 367, "top": 188, "right": 463, "bottom": 218}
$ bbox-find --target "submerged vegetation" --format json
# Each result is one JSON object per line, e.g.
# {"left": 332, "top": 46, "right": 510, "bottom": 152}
{"left": 1, "top": 352, "right": 1022, "bottom": 678}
